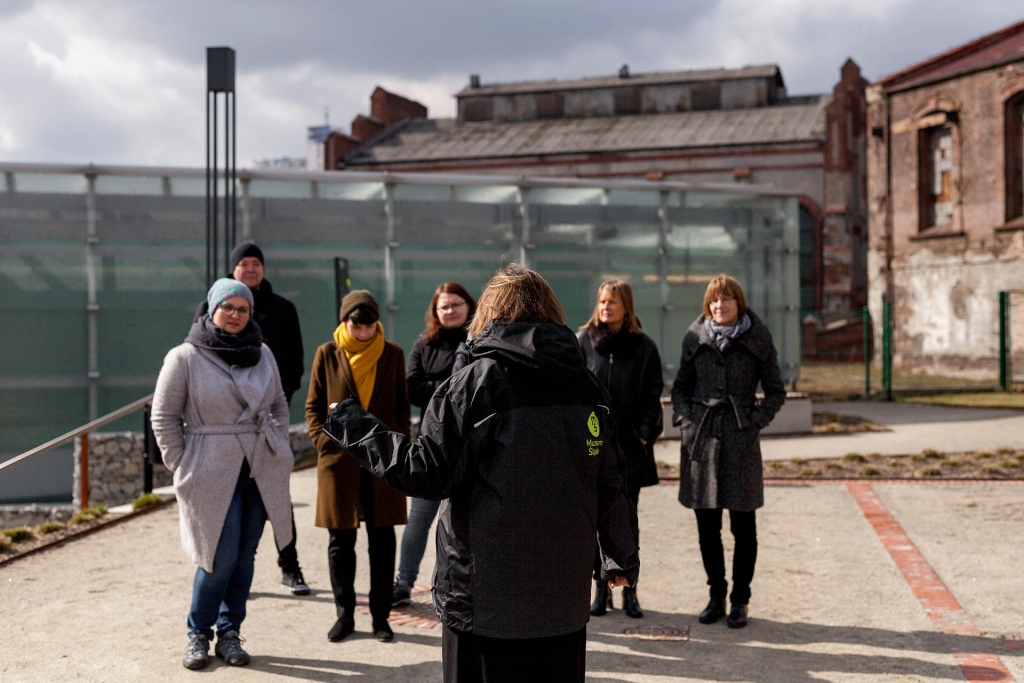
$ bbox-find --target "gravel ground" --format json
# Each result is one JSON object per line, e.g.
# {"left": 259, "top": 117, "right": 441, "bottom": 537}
{"left": 2, "top": 468, "right": 1023, "bottom": 682}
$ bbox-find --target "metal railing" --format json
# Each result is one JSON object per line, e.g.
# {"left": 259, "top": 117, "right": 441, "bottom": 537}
{"left": 0, "top": 394, "right": 154, "bottom": 510}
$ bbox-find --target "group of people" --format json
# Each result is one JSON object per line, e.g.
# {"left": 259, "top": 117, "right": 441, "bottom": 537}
{"left": 151, "top": 241, "right": 785, "bottom": 681}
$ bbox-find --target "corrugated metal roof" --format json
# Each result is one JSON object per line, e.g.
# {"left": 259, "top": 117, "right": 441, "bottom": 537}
{"left": 345, "top": 96, "right": 830, "bottom": 166}
{"left": 456, "top": 65, "right": 782, "bottom": 97}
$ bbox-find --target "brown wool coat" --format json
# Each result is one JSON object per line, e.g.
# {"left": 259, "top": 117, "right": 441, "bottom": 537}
{"left": 306, "top": 339, "right": 410, "bottom": 529}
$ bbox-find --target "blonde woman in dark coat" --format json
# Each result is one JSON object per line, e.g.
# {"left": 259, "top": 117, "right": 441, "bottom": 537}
{"left": 577, "top": 279, "right": 663, "bottom": 619}
{"left": 671, "top": 274, "right": 785, "bottom": 629}
{"left": 305, "top": 290, "right": 409, "bottom": 643}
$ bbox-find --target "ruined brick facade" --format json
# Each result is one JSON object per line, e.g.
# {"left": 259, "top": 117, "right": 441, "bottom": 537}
{"left": 867, "top": 20, "right": 1024, "bottom": 376}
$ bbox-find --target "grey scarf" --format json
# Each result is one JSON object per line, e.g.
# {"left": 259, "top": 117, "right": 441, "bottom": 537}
{"left": 705, "top": 314, "right": 751, "bottom": 351}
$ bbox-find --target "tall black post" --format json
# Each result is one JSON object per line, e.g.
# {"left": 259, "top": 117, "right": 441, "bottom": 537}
{"left": 206, "top": 47, "right": 237, "bottom": 288}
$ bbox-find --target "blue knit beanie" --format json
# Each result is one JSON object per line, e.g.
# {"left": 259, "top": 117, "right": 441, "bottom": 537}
{"left": 207, "top": 278, "right": 254, "bottom": 313}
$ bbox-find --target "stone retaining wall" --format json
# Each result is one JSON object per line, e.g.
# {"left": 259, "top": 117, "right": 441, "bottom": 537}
{"left": 71, "top": 424, "right": 317, "bottom": 509}
{"left": 0, "top": 504, "right": 75, "bottom": 529}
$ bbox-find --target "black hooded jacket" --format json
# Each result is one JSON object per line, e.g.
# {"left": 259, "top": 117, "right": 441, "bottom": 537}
{"left": 194, "top": 277, "right": 304, "bottom": 403}
{"left": 324, "top": 320, "right": 640, "bottom": 639}
{"left": 577, "top": 327, "right": 664, "bottom": 490}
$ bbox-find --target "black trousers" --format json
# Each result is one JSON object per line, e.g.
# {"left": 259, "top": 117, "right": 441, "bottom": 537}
{"left": 694, "top": 508, "right": 757, "bottom": 605}
{"left": 275, "top": 505, "right": 300, "bottom": 574}
{"left": 593, "top": 485, "right": 641, "bottom": 580}
{"left": 275, "top": 394, "right": 300, "bottom": 574}
{"left": 442, "top": 626, "right": 586, "bottom": 683}
{"left": 327, "top": 469, "right": 396, "bottom": 623}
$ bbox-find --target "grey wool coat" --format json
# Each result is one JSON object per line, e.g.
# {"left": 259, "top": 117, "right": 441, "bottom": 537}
{"left": 670, "top": 310, "right": 786, "bottom": 511}
{"left": 151, "top": 343, "right": 295, "bottom": 572}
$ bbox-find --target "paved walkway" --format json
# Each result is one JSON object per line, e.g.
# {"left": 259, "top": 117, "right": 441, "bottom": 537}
{"left": 4, "top": 477, "right": 1023, "bottom": 682}
{"left": 3, "top": 402, "right": 1024, "bottom": 682}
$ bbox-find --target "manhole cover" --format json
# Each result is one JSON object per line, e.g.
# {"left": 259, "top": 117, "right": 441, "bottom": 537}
{"left": 356, "top": 584, "right": 440, "bottom": 628}
{"left": 623, "top": 625, "right": 690, "bottom": 641}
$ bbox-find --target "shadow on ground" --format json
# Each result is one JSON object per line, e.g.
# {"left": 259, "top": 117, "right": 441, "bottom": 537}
{"left": 585, "top": 611, "right": 1020, "bottom": 682}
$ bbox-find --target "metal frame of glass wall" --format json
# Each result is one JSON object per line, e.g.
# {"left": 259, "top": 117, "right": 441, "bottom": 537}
{"left": 0, "top": 162, "right": 800, "bottom": 502}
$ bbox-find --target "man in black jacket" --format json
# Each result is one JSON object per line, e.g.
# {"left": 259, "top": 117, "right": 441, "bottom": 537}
{"left": 194, "top": 241, "right": 308, "bottom": 596}
{"left": 324, "top": 265, "right": 638, "bottom": 681}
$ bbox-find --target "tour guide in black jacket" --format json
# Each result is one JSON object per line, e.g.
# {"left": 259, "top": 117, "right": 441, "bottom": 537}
{"left": 325, "top": 318, "right": 639, "bottom": 671}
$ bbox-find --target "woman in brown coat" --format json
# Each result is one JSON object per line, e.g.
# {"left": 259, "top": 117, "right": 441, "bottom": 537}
{"left": 306, "top": 290, "right": 410, "bottom": 643}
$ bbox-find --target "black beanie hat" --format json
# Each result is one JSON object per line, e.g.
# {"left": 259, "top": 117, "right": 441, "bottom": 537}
{"left": 339, "top": 289, "right": 379, "bottom": 322}
{"left": 230, "top": 241, "right": 264, "bottom": 269}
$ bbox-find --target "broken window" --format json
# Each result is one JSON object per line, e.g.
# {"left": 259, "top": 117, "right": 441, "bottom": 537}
{"left": 918, "top": 124, "right": 954, "bottom": 231}
{"left": 1005, "top": 92, "right": 1024, "bottom": 223}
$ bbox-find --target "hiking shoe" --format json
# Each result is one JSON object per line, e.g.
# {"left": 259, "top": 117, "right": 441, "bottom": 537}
{"left": 215, "top": 631, "right": 251, "bottom": 666}
{"left": 392, "top": 583, "right": 412, "bottom": 607}
{"left": 182, "top": 634, "right": 210, "bottom": 670}
{"left": 281, "top": 569, "right": 311, "bottom": 596}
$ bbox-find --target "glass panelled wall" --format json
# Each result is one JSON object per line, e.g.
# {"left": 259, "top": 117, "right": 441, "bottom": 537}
{"left": 0, "top": 164, "right": 799, "bottom": 502}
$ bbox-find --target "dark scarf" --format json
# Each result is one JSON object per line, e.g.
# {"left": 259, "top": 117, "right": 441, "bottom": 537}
{"left": 186, "top": 313, "right": 264, "bottom": 367}
{"left": 587, "top": 324, "right": 643, "bottom": 357}
{"left": 438, "top": 326, "right": 467, "bottom": 344}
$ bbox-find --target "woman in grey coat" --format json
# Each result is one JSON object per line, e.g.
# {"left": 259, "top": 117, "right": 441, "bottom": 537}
{"left": 152, "top": 278, "right": 294, "bottom": 671}
{"left": 671, "top": 274, "right": 785, "bottom": 629}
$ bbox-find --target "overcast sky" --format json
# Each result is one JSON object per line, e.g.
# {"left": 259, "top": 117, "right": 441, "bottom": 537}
{"left": 0, "top": 0, "right": 1020, "bottom": 168}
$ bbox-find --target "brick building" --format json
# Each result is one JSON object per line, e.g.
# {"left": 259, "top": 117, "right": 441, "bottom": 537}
{"left": 867, "top": 19, "right": 1024, "bottom": 377}
{"left": 317, "top": 63, "right": 868, "bottom": 356}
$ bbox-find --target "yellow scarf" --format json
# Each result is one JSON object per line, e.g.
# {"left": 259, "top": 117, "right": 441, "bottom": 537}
{"left": 334, "top": 321, "right": 385, "bottom": 409}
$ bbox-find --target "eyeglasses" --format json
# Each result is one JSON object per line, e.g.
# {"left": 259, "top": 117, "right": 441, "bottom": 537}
{"left": 218, "top": 303, "right": 251, "bottom": 317}
{"left": 437, "top": 301, "right": 467, "bottom": 313}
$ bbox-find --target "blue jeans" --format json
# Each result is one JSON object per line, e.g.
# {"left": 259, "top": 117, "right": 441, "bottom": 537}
{"left": 187, "top": 461, "right": 267, "bottom": 639}
{"left": 396, "top": 497, "right": 441, "bottom": 588}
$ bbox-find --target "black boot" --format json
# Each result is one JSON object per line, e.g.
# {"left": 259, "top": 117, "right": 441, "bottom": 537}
{"left": 622, "top": 586, "right": 644, "bottom": 618}
{"left": 726, "top": 603, "right": 748, "bottom": 628}
{"left": 590, "top": 580, "right": 612, "bottom": 616}
{"left": 698, "top": 598, "right": 726, "bottom": 624}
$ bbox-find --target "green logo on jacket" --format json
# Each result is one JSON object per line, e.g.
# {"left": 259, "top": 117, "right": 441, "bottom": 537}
{"left": 586, "top": 411, "right": 604, "bottom": 456}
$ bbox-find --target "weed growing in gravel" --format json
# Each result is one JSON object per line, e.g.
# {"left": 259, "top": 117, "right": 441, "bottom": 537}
{"left": 843, "top": 453, "right": 866, "bottom": 463}
{"left": 2, "top": 527, "right": 34, "bottom": 543}
{"left": 868, "top": 452, "right": 882, "bottom": 459}
{"left": 69, "top": 505, "right": 108, "bottom": 526}
{"left": 767, "top": 462, "right": 783, "bottom": 470}
{"left": 941, "top": 458, "right": 963, "bottom": 468}
{"left": 918, "top": 467, "right": 942, "bottom": 477}
{"left": 979, "top": 465, "right": 1003, "bottom": 475}
{"left": 1001, "top": 459, "right": 1020, "bottom": 469}
{"left": 859, "top": 466, "right": 881, "bottom": 476}
{"left": 0, "top": 536, "right": 11, "bottom": 553}
{"left": 889, "top": 460, "right": 901, "bottom": 467}
{"left": 910, "top": 453, "right": 927, "bottom": 462}
{"left": 36, "top": 521, "right": 64, "bottom": 535}
{"left": 800, "top": 467, "right": 820, "bottom": 476}
{"left": 825, "top": 462, "right": 844, "bottom": 470}
{"left": 133, "top": 493, "right": 162, "bottom": 510}
{"left": 997, "top": 447, "right": 1015, "bottom": 454}
{"left": 977, "top": 451, "right": 993, "bottom": 459}
{"left": 790, "top": 458, "right": 808, "bottom": 465}
{"left": 922, "top": 448, "right": 941, "bottom": 459}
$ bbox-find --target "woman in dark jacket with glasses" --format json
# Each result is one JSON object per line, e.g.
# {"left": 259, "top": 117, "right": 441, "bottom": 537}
{"left": 577, "top": 279, "right": 663, "bottom": 619}
{"left": 393, "top": 282, "right": 476, "bottom": 607}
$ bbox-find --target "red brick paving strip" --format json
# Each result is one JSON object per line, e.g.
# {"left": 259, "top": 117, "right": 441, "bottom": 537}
{"left": 847, "top": 481, "right": 1016, "bottom": 683}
